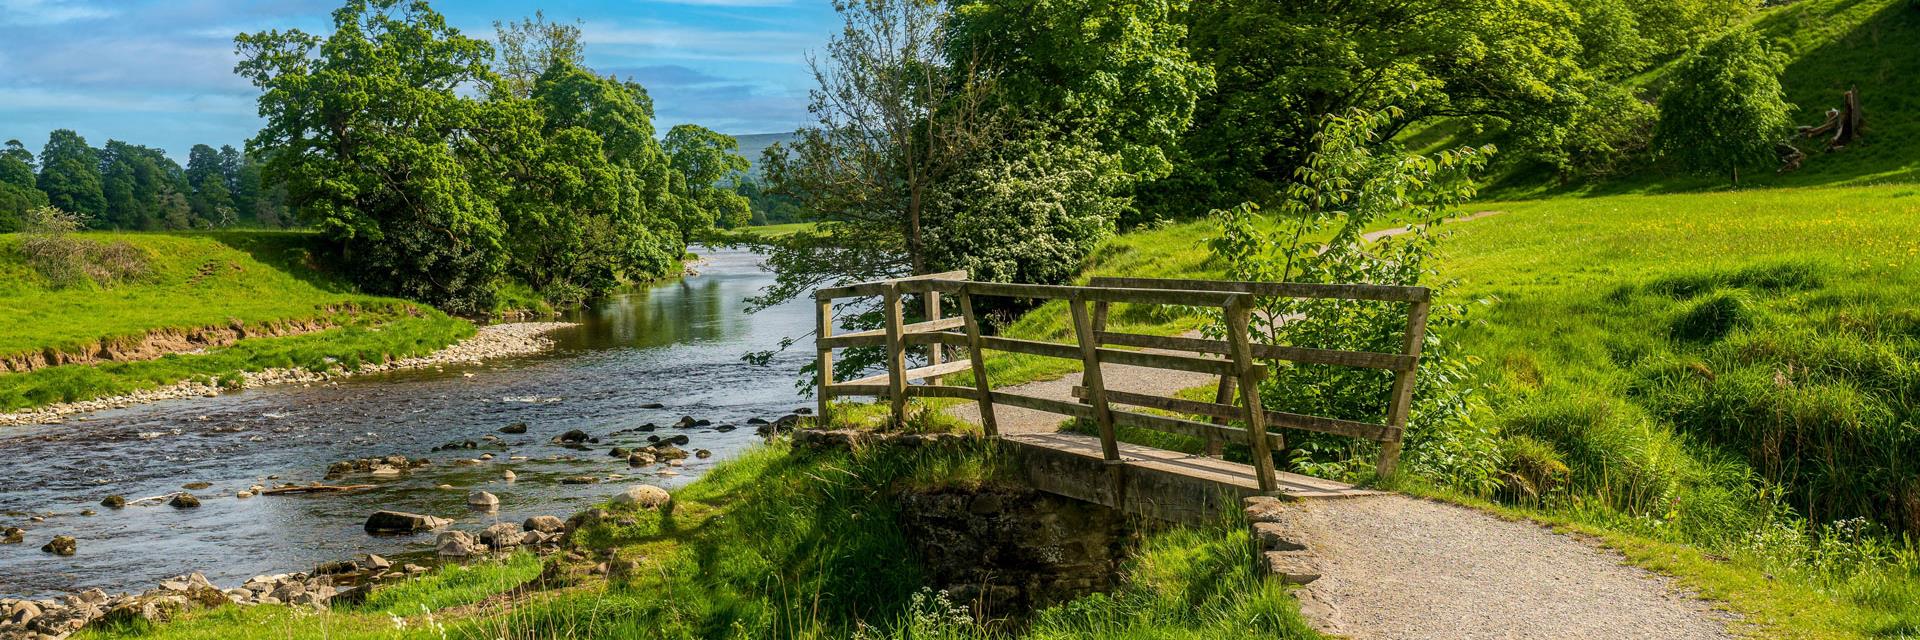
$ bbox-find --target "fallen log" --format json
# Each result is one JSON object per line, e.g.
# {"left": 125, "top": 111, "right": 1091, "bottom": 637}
{"left": 261, "top": 484, "right": 376, "bottom": 496}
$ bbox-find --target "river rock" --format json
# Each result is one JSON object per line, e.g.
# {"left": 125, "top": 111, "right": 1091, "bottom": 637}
{"left": 370, "top": 465, "right": 401, "bottom": 476}
{"left": 663, "top": 434, "right": 691, "bottom": 446}
{"left": 610, "top": 447, "right": 630, "bottom": 458}
{"left": 652, "top": 445, "right": 689, "bottom": 460}
{"left": 524, "top": 515, "right": 565, "bottom": 533}
{"left": 480, "top": 522, "right": 524, "bottom": 548}
{"left": 169, "top": 493, "right": 201, "bottom": 508}
{"left": 100, "top": 495, "right": 126, "bottom": 509}
{"left": 560, "top": 475, "right": 598, "bottom": 485}
{"left": 503, "top": 470, "right": 517, "bottom": 481}
{"left": 2, "top": 526, "right": 22, "bottom": 544}
{"left": 41, "top": 535, "right": 75, "bottom": 556}
{"left": 435, "top": 531, "right": 485, "bottom": 557}
{"left": 467, "top": 491, "right": 500, "bottom": 509}
{"left": 715, "top": 425, "right": 736, "bottom": 432}
{"left": 639, "top": 402, "right": 665, "bottom": 409}
{"left": 673, "top": 416, "right": 697, "bottom": 429}
{"left": 610, "top": 485, "right": 671, "bottom": 510}
{"left": 500, "top": 422, "right": 528, "bottom": 434}
{"left": 364, "top": 510, "right": 451, "bottom": 534}
{"left": 362, "top": 553, "right": 392, "bottom": 571}
{"left": 557, "top": 429, "right": 590, "bottom": 444}
{"left": 7, "top": 600, "right": 41, "bottom": 626}
{"left": 627, "top": 452, "right": 655, "bottom": 466}
{"left": 695, "top": 449, "right": 712, "bottom": 459}
{"left": 181, "top": 482, "right": 211, "bottom": 490}
{"left": 747, "top": 417, "right": 769, "bottom": 425}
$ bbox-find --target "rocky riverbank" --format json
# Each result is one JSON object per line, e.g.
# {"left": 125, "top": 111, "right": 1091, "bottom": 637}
{"left": 0, "top": 322, "right": 576, "bottom": 427}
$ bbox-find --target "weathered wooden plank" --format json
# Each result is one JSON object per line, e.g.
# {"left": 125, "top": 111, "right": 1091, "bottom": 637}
{"left": 1097, "top": 348, "right": 1235, "bottom": 376}
{"left": 1265, "top": 410, "right": 1399, "bottom": 442}
{"left": 978, "top": 335, "right": 1082, "bottom": 361}
{"left": 925, "top": 290, "right": 946, "bottom": 385}
{"left": 1095, "top": 331, "right": 1415, "bottom": 371}
{"left": 1071, "top": 298, "right": 1120, "bottom": 462}
{"left": 904, "top": 331, "right": 969, "bottom": 347}
{"left": 841, "top": 360, "right": 974, "bottom": 387}
{"left": 959, "top": 288, "right": 998, "bottom": 437}
{"left": 1227, "top": 300, "right": 1278, "bottom": 493}
{"left": 819, "top": 317, "right": 967, "bottom": 348}
{"left": 965, "top": 281, "right": 1244, "bottom": 307}
{"left": 904, "top": 384, "right": 980, "bottom": 400}
{"left": 882, "top": 284, "right": 908, "bottom": 425}
{"left": 815, "top": 297, "right": 834, "bottom": 422}
{"left": 1088, "top": 276, "right": 1430, "bottom": 303}
{"left": 990, "top": 391, "right": 1093, "bottom": 419}
{"left": 822, "top": 383, "right": 890, "bottom": 397}
{"left": 816, "top": 270, "right": 970, "bottom": 299}
{"left": 1070, "top": 386, "right": 1390, "bottom": 442}
{"left": 1068, "top": 387, "right": 1286, "bottom": 450}
{"left": 1378, "top": 299, "right": 1431, "bottom": 477}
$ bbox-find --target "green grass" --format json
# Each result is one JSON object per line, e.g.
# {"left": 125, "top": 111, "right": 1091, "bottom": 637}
{"left": 0, "top": 230, "right": 475, "bottom": 411}
{"left": 85, "top": 441, "right": 1321, "bottom": 640}
{"left": 739, "top": 222, "right": 817, "bottom": 239}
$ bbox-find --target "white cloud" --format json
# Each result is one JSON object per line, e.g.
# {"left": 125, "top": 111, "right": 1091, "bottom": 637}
{"left": 0, "top": 86, "right": 255, "bottom": 115}
{"left": 0, "top": 0, "right": 114, "bottom": 25}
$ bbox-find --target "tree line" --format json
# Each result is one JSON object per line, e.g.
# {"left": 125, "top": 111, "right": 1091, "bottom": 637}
{"left": 757, "top": 0, "right": 1794, "bottom": 314}
{"left": 0, "top": 133, "right": 291, "bottom": 232}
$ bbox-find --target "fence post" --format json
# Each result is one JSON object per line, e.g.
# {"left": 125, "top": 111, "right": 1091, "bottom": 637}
{"left": 882, "top": 283, "right": 909, "bottom": 427}
{"left": 958, "top": 285, "right": 998, "bottom": 437}
{"left": 1224, "top": 296, "right": 1278, "bottom": 493}
{"left": 924, "top": 290, "right": 945, "bottom": 385}
{"left": 815, "top": 292, "right": 834, "bottom": 424}
{"left": 1070, "top": 294, "right": 1120, "bottom": 463}
{"left": 1379, "top": 297, "right": 1431, "bottom": 478}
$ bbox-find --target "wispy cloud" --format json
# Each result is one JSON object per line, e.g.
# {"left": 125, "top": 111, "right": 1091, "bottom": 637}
{"left": 0, "top": 0, "right": 115, "bottom": 25}
{"left": 583, "top": 23, "right": 820, "bottom": 64}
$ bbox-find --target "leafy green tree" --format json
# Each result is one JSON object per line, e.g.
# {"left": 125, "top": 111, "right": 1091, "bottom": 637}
{"left": 923, "top": 132, "right": 1123, "bottom": 285}
{"left": 237, "top": 0, "right": 505, "bottom": 313}
{"left": 1655, "top": 27, "right": 1794, "bottom": 186}
{"left": 664, "top": 124, "right": 752, "bottom": 234}
{"left": 185, "top": 144, "right": 236, "bottom": 226}
{"left": 36, "top": 130, "right": 106, "bottom": 220}
{"left": 492, "top": 11, "right": 584, "bottom": 99}
{"left": 0, "top": 141, "right": 46, "bottom": 232}
{"left": 1209, "top": 107, "right": 1495, "bottom": 483}
{"left": 99, "top": 141, "right": 186, "bottom": 230}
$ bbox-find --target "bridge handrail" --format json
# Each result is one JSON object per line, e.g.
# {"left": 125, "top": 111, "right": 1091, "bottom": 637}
{"left": 812, "top": 273, "right": 1429, "bottom": 487}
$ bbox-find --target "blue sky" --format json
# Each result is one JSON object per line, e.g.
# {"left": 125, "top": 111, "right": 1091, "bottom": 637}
{"left": 0, "top": 0, "right": 837, "bottom": 162}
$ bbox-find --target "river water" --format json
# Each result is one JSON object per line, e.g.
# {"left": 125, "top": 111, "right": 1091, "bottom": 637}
{"left": 0, "top": 246, "right": 813, "bottom": 598}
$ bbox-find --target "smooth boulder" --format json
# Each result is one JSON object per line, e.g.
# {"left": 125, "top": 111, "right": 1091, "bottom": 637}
{"left": 479, "top": 522, "right": 524, "bottom": 548}
{"left": 435, "top": 531, "right": 484, "bottom": 557}
{"left": 523, "top": 515, "right": 565, "bottom": 533}
{"left": 466, "top": 491, "right": 500, "bottom": 510}
{"left": 169, "top": 493, "right": 201, "bottom": 508}
{"left": 364, "top": 511, "right": 452, "bottom": 534}
{"left": 610, "top": 485, "right": 671, "bottom": 510}
{"left": 500, "top": 422, "right": 528, "bottom": 434}
{"left": 41, "top": 535, "right": 76, "bottom": 556}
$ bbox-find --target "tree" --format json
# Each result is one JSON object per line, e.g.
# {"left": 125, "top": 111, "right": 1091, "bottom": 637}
{"left": 36, "top": 130, "right": 106, "bottom": 219}
{"left": 185, "top": 144, "right": 236, "bottom": 226}
{"left": 0, "top": 141, "right": 46, "bottom": 232}
{"left": 237, "top": 0, "right": 505, "bottom": 314}
{"left": 1655, "top": 27, "right": 1793, "bottom": 186}
{"left": 99, "top": 141, "right": 185, "bottom": 230}
{"left": 492, "top": 11, "right": 584, "bottom": 99}
{"left": 664, "top": 124, "right": 752, "bottom": 235}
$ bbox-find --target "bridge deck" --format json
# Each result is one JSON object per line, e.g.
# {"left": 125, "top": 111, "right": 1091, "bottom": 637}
{"left": 1006, "top": 432, "right": 1378, "bottom": 508}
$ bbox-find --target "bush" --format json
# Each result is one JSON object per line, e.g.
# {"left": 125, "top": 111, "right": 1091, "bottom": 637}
{"left": 16, "top": 206, "right": 153, "bottom": 289}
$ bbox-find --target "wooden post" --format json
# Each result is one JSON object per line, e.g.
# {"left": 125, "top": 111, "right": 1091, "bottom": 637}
{"left": 1224, "top": 297, "right": 1277, "bottom": 493}
{"left": 815, "top": 293, "right": 834, "bottom": 424}
{"left": 1378, "top": 298, "right": 1431, "bottom": 478}
{"left": 924, "top": 290, "right": 945, "bottom": 385}
{"left": 958, "top": 285, "right": 998, "bottom": 437}
{"left": 1084, "top": 300, "right": 1109, "bottom": 408}
{"left": 1070, "top": 295, "right": 1120, "bottom": 463}
{"left": 1205, "top": 376, "right": 1232, "bottom": 457}
{"left": 883, "top": 283, "right": 909, "bottom": 427}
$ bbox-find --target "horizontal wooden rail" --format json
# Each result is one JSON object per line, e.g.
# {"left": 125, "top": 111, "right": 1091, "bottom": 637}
{"left": 1095, "top": 331, "right": 1415, "bottom": 371}
{"left": 962, "top": 281, "right": 1247, "bottom": 308}
{"left": 822, "top": 382, "right": 981, "bottom": 400}
{"left": 1088, "top": 276, "right": 1429, "bottom": 303}
{"left": 842, "top": 360, "right": 974, "bottom": 386}
{"left": 815, "top": 270, "right": 970, "bottom": 299}
{"left": 1072, "top": 386, "right": 1393, "bottom": 442}
{"left": 821, "top": 317, "right": 966, "bottom": 348}
{"left": 991, "top": 391, "right": 1093, "bottom": 419}
{"left": 1106, "top": 404, "right": 1286, "bottom": 451}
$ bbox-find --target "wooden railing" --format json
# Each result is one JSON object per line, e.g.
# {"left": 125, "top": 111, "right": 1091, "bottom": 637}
{"left": 814, "top": 272, "right": 1431, "bottom": 487}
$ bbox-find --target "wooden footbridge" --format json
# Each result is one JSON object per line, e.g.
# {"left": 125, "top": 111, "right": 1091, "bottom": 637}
{"left": 813, "top": 271, "right": 1432, "bottom": 521}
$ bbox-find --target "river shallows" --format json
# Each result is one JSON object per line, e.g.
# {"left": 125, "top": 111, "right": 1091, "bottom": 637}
{"left": 0, "top": 246, "right": 810, "bottom": 598}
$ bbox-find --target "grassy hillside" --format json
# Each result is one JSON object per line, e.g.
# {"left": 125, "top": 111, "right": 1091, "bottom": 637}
{"left": 1470, "top": 0, "right": 1919, "bottom": 197}
{"left": 965, "top": 183, "right": 1920, "bottom": 637}
{"left": 0, "top": 230, "right": 472, "bottom": 411}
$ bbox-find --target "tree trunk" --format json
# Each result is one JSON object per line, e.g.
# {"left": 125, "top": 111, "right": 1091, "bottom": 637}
{"left": 1731, "top": 165, "right": 1740, "bottom": 186}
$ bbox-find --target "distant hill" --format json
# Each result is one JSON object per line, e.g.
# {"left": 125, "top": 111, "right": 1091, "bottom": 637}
{"left": 729, "top": 132, "right": 800, "bottom": 178}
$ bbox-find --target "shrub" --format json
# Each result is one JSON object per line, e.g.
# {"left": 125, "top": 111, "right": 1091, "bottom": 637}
{"left": 16, "top": 206, "right": 153, "bottom": 289}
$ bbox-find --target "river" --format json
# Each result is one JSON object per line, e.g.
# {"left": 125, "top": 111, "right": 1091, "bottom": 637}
{"left": 0, "top": 246, "right": 813, "bottom": 598}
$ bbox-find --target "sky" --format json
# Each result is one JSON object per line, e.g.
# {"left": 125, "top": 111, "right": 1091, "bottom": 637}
{"left": 0, "top": 0, "right": 838, "bottom": 162}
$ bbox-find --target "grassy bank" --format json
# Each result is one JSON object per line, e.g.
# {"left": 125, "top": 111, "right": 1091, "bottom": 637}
{"left": 80, "top": 439, "right": 1320, "bottom": 640}
{"left": 960, "top": 182, "right": 1920, "bottom": 637}
{"left": 0, "top": 230, "right": 474, "bottom": 412}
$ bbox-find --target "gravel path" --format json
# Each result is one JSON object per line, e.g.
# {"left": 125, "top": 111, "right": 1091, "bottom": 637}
{"left": 1274, "top": 495, "right": 1734, "bottom": 639}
